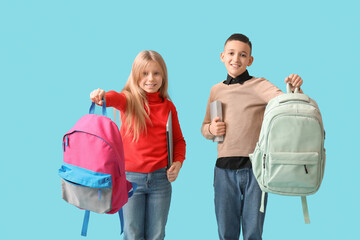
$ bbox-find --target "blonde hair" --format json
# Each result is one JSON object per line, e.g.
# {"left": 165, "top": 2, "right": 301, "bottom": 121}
{"left": 121, "top": 50, "right": 169, "bottom": 142}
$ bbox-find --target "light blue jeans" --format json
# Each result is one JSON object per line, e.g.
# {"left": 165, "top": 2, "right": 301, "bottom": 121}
{"left": 123, "top": 168, "right": 172, "bottom": 240}
{"left": 214, "top": 167, "right": 267, "bottom": 240}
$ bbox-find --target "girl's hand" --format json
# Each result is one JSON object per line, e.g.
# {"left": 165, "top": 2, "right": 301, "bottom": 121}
{"left": 209, "top": 117, "right": 226, "bottom": 136}
{"left": 167, "top": 161, "right": 182, "bottom": 182}
{"left": 90, "top": 88, "right": 106, "bottom": 106}
{"left": 285, "top": 74, "right": 303, "bottom": 90}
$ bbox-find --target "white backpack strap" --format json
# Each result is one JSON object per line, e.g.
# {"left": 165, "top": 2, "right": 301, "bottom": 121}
{"left": 301, "top": 196, "right": 310, "bottom": 224}
{"left": 260, "top": 191, "right": 266, "bottom": 213}
{"left": 286, "top": 83, "right": 300, "bottom": 93}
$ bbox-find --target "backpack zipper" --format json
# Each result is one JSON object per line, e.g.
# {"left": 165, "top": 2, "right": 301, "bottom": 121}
{"left": 264, "top": 113, "right": 324, "bottom": 155}
{"left": 262, "top": 153, "right": 266, "bottom": 186}
{"left": 263, "top": 113, "right": 324, "bottom": 186}
{"left": 264, "top": 100, "right": 320, "bottom": 118}
{"left": 263, "top": 154, "right": 266, "bottom": 169}
{"left": 64, "top": 131, "right": 112, "bottom": 148}
{"left": 304, "top": 165, "right": 309, "bottom": 174}
{"left": 63, "top": 131, "right": 122, "bottom": 176}
{"left": 259, "top": 101, "right": 320, "bottom": 146}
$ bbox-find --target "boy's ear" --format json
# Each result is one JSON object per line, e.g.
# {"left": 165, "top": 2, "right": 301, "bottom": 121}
{"left": 220, "top": 52, "right": 225, "bottom": 63}
{"left": 247, "top": 56, "right": 254, "bottom": 66}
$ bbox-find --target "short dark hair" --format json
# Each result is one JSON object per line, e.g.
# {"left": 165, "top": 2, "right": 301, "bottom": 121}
{"left": 224, "top": 33, "right": 252, "bottom": 53}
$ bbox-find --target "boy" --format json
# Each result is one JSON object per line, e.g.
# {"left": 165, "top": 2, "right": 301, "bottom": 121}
{"left": 201, "top": 33, "right": 303, "bottom": 240}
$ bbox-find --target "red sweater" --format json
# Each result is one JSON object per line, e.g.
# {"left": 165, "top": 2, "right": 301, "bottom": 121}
{"left": 105, "top": 91, "right": 186, "bottom": 173}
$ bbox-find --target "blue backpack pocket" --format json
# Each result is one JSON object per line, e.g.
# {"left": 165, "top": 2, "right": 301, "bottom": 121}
{"left": 59, "top": 163, "right": 112, "bottom": 214}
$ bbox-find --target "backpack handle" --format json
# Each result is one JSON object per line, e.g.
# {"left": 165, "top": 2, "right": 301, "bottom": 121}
{"left": 286, "top": 83, "right": 300, "bottom": 94}
{"left": 89, "top": 100, "right": 107, "bottom": 116}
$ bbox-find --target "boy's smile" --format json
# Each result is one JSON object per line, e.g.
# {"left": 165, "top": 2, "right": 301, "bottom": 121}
{"left": 221, "top": 40, "right": 253, "bottom": 78}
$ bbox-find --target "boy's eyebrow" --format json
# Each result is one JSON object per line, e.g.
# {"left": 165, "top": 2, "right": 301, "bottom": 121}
{"left": 226, "top": 49, "right": 249, "bottom": 54}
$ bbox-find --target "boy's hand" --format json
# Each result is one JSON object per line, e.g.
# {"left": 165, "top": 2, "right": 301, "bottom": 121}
{"left": 90, "top": 88, "right": 106, "bottom": 106}
{"left": 167, "top": 161, "right": 182, "bottom": 182}
{"left": 285, "top": 74, "right": 303, "bottom": 89}
{"left": 209, "top": 117, "right": 226, "bottom": 136}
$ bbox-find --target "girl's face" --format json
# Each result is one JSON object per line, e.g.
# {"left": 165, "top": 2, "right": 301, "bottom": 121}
{"left": 138, "top": 61, "right": 163, "bottom": 93}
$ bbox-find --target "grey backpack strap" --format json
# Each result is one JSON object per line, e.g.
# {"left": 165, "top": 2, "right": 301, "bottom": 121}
{"left": 260, "top": 191, "right": 266, "bottom": 213}
{"left": 301, "top": 196, "right": 310, "bottom": 224}
{"left": 113, "top": 108, "right": 116, "bottom": 123}
{"left": 113, "top": 108, "right": 121, "bottom": 129}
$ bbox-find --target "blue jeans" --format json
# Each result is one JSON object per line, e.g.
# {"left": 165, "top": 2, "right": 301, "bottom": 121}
{"left": 214, "top": 167, "right": 267, "bottom": 240}
{"left": 123, "top": 168, "right": 172, "bottom": 240}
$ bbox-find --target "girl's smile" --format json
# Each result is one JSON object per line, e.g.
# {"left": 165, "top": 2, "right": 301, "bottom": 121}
{"left": 139, "top": 61, "right": 163, "bottom": 93}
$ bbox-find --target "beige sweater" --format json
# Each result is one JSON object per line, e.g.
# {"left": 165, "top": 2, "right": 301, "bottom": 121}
{"left": 201, "top": 77, "right": 283, "bottom": 158}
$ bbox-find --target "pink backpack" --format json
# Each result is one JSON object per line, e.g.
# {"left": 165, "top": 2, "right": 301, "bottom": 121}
{"left": 59, "top": 102, "right": 136, "bottom": 236}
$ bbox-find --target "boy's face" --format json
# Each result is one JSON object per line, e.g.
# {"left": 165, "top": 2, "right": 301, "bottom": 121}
{"left": 221, "top": 40, "right": 253, "bottom": 78}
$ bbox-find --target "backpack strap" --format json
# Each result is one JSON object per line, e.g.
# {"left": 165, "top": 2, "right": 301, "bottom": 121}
{"left": 118, "top": 208, "right": 124, "bottom": 234}
{"left": 127, "top": 181, "right": 138, "bottom": 198}
{"left": 117, "top": 182, "right": 138, "bottom": 235}
{"left": 81, "top": 210, "right": 90, "bottom": 236}
{"left": 301, "top": 196, "right": 311, "bottom": 224}
{"left": 89, "top": 100, "right": 107, "bottom": 116}
{"left": 260, "top": 191, "right": 266, "bottom": 213}
{"left": 286, "top": 83, "right": 300, "bottom": 94}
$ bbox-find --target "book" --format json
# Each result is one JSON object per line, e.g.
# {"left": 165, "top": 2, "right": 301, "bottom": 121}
{"left": 166, "top": 111, "right": 173, "bottom": 168}
{"left": 210, "top": 100, "right": 224, "bottom": 142}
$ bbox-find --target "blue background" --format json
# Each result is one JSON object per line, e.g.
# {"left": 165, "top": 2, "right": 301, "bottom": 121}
{"left": 1, "top": 0, "right": 359, "bottom": 239}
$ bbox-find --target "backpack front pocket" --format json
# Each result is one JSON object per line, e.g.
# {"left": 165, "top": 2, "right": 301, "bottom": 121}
{"left": 59, "top": 163, "right": 112, "bottom": 214}
{"left": 267, "top": 152, "right": 319, "bottom": 195}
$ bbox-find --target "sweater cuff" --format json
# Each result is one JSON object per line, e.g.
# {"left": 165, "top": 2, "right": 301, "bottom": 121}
{"left": 174, "top": 159, "right": 184, "bottom": 166}
{"left": 105, "top": 91, "right": 126, "bottom": 111}
{"left": 202, "top": 123, "right": 215, "bottom": 140}
{"left": 105, "top": 92, "right": 114, "bottom": 107}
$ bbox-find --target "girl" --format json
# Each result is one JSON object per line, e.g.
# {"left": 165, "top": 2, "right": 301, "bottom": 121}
{"left": 90, "top": 50, "right": 186, "bottom": 240}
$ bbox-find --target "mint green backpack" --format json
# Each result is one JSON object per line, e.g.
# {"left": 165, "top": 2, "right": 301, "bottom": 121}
{"left": 249, "top": 84, "right": 325, "bottom": 224}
